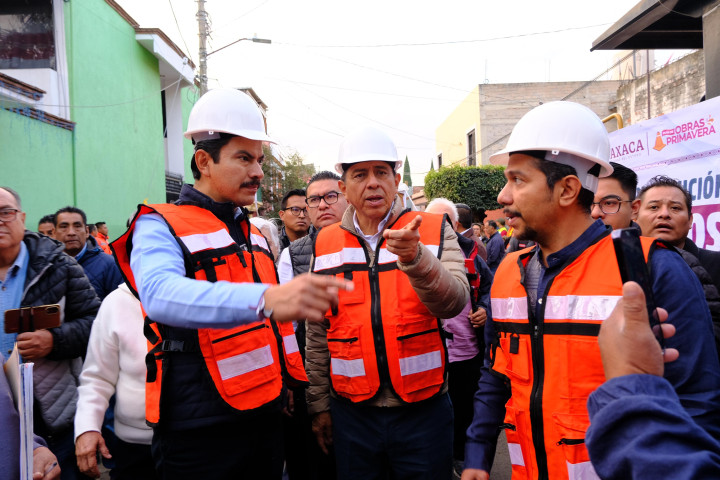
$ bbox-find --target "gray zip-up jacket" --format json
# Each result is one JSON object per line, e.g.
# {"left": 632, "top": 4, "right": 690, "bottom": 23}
{"left": 20, "top": 231, "right": 100, "bottom": 434}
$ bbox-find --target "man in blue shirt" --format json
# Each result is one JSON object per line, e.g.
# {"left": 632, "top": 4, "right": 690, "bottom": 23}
{"left": 461, "top": 102, "right": 720, "bottom": 480}
{"left": 116, "top": 88, "right": 349, "bottom": 480}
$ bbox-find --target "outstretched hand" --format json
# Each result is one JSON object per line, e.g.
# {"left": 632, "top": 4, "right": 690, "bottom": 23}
{"left": 264, "top": 274, "right": 353, "bottom": 323}
{"left": 383, "top": 215, "right": 422, "bottom": 263}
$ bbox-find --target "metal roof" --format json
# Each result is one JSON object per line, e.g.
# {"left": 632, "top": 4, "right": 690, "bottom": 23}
{"left": 591, "top": 0, "right": 713, "bottom": 51}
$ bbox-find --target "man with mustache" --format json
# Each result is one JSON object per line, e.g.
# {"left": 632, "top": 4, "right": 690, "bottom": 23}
{"left": 461, "top": 102, "right": 720, "bottom": 480}
{"left": 112, "top": 88, "right": 350, "bottom": 479}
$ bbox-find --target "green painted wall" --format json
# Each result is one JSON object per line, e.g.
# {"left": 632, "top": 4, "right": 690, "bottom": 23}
{"left": 0, "top": 108, "right": 74, "bottom": 229}
{"left": 63, "top": 0, "right": 166, "bottom": 240}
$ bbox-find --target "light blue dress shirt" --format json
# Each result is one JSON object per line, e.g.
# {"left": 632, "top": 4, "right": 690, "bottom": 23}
{"left": 130, "top": 213, "right": 269, "bottom": 329}
{"left": 1, "top": 242, "right": 29, "bottom": 357}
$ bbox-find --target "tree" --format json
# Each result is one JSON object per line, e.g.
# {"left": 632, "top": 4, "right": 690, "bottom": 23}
{"left": 429, "top": 158, "right": 435, "bottom": 172}
{"left": 403, "top": 155, "right": 412, "bottom": 188}
{"left": 260, "top": 147, "right": 316, "bottom": 216}
{"left": 424, "top": 165, "right": 505, "bottom": 217}
{"left": 282, "top": 152, "right": 316, "bottom": 192}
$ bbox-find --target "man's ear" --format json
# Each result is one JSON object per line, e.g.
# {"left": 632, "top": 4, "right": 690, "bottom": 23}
{"left": 557, "top": 175, "right": 583, "bottom": 208}
{"left": 194, "top": 150, "right": 213, "bottom": 177}
{"left": 631, "top": 199, "right": 641, "bottom": 220}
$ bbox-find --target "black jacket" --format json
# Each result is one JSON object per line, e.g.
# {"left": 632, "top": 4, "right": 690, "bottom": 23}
{"left": 21, "top": 231, "right": 100, "bottom": 433}
{"left": 677, "top": 242, "right": 720, "bottom": 360}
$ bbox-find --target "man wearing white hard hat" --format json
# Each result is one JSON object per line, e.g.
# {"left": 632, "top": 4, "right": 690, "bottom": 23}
{"left": 111, "top": 88, "right": 350, "bottom": 479}
{"left": 462, "top": 101, "right": 720, "bottom": 480}
{"left": 305, "top": 126, "right": 469, "bottom": 479}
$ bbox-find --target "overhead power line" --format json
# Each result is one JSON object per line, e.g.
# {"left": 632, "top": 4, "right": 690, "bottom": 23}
{"left": 276, "top": 23, "right": 611, "bottom": 48}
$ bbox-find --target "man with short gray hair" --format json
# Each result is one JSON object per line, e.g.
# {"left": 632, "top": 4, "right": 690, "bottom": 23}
{"left": 0, "top": 186, "right": 100, "bottom": 479}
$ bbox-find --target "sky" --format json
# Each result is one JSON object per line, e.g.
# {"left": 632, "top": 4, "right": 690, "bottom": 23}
{"left": 116, "top": 0, "right": 682, "bottom": 186}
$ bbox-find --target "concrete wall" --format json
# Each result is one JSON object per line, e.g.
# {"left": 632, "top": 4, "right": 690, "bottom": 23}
{"left": 0, "top": 108, "right": 74, "bottom": 229}
{"left": 436, "top": 81, "right": 621, "bottom": 168}
{"left": 435, "top": 86, "right": 481, "bottom": 167}
{"left": 478, "top": 81, "right": 622, "bottom": 164}
{"left": 616, "top": 50, "right": 705, "bottom": 126}
{"left": 63, "top": 0, "right": 167, "bottom": 238}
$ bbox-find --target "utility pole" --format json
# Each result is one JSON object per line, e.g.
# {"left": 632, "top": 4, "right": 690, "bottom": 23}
{"left": 197, "top": 0, "right": 209, "bottom": 95}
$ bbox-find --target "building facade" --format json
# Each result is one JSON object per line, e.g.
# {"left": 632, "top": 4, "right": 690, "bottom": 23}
{"left": 0, "top": 0, "right": 196, "bottom": 237}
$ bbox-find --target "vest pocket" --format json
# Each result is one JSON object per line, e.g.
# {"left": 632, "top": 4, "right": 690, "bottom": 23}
{"left": 551, "top": 413, "right": 600, "bottom": 480}
{"left": 328, "top": 325, "right": 371, "bottom": 396}
{"left": 503, "top": 406, "right": 529, "bottom": 478}
{"left": 558, "top": 337, "right": 605, "bottom": 402}
{"left": 394, "top": 318, "right": 444, "bottom": 394}
{"left": 498, "top": 333, "right": 531, "bottom": 384}
{"left": 205, "top": 323, "right": 280, "bottom": 397}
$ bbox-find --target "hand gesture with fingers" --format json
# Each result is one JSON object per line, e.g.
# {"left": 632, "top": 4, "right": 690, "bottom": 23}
{"left": 383, "top": 215, "right": 423, "bottom": 263}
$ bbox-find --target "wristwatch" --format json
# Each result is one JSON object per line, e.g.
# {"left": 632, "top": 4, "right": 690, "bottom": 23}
{"left": 257, "top": 295, "right": 273, "bottom": 321}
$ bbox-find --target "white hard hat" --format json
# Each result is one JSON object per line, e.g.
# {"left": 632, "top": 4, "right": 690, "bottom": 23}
{"left": 335, "top": 126, "right": 401, "bottom": 173}
{"left": 184, "top": 88, "right": 274, "bottom": 143}
{"left": 489, "top": 101, "right": 612, "bottom": 192}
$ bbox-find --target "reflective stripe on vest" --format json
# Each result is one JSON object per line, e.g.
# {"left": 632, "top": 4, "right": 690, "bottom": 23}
{"left": 491, "top": 295, "right": 621, "bottom": 321}
{"left": 179, "top": 228, "right": 234, "bottom": 252}
{"left": 488, "top": 234, "right": 659, "bottom": 480}
{"left": 217, "top": 345, "right": 275, "bottom": 380}
{"left": 313, "top": 210, "right": 448, "bottom": 404}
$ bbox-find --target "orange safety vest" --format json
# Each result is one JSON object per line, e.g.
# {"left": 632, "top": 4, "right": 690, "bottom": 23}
{"left": 489, "top": 233, "right": 661, "bottom": 480}
{"left": 94, "top": 233, "right": 112, "bottom": 255}
{"left": 312, "top": 211, "right": 448, "bottom": 404}
{"left": 113, "top": 203, "right": 307, "bottom": 426}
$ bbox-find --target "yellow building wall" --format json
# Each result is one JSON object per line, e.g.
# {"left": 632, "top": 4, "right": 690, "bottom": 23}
{"left": 435, "top": 86, "right": 480, "bottom": 167}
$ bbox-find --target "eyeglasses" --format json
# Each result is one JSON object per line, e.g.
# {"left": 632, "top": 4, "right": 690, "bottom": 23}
{"left": 306, "top": 191, "right": 342, "bottom": 208}
{"left": 0, "top": 208, "right": 20, "bottom": 222}
{"left": 591, "top": 196, "right": 632, "bottom": 215}
{"left": 283, "top": 206, "right": 308, "bottom": 217}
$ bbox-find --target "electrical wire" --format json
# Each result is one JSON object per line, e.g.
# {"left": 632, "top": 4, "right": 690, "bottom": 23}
{"left": 276, "top": 23, "right": 612, "bottom": 48}
{"left": 168, "top": 0, "right": 194, "bottom": 63}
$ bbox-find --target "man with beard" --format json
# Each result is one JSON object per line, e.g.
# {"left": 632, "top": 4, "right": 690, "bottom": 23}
{"left": 461, "top": 102, "right": 720, "bottom": 480}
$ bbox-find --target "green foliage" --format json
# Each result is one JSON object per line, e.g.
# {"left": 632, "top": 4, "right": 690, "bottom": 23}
{"left": 424, "top": 165, "right": 506, "bottom": 212}
{"left": 403, "top": 155, "right": 412, "bottom": 188}
{"left": 260, "top": 146, "right": 316, "bottom": 217}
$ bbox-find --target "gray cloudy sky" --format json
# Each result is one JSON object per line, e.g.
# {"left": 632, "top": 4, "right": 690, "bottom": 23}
{"left": 117, "top": 0, "right": 678, "bottom": 185}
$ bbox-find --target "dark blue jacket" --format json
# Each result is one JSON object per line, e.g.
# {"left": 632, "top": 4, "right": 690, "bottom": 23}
{"left": 586, "top": 375, "right": 720, "bottom": 479}
{"left": 485, "top": 232, "right": 505, "bottom": 273}
{"left": 77, "top": 236, "right": 123, "bottom": 301}
{"left": 465, "top": 220, "right": 720, "bottom": 472}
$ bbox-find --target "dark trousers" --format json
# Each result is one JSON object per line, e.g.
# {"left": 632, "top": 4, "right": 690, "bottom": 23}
{"left": 110, "top": 438, "right": 158, "bottom": 480}
{"left": 44, "top": 428, "right": 92, "bottom": 480}
{"left": 330, "top": 393, "right": 453, "bottom": 480}
{"left": 447, "top": 354, "right": 482, "bottom": 461}
{"left": 283, "top": 387, "right": 336, "bottom": 480}
{"left": 151, "top": 411, "right": 284, "bottom": 480}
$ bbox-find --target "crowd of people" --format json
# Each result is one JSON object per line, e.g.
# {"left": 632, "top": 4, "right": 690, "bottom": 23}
{"left": 2, "top": 88, "right": 720, "bottom": 480}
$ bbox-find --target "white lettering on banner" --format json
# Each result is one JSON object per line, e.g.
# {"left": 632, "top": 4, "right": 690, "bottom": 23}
{"left": 283, "top": 334, "right": 299, "bottom": 355}
{"left": 217, "top": 345, "right": 274, "bottom": 381}
{"left": 399, "top": 350, "right": 442, "bottom": 376}
{"left": 566, "top": 461, "right": 601, "bottom": 480}
{"left": 689, "top": 205, "right": 720, "bottom": 251}
{"left": 543, "top": 295, "right": 621, "bottom": 321}
{"left": 180, "top": 229, "right": 234, "bottom": 253}
{"left": 251, "top": 233, "right": 269, "bottom": 251}
{"left": 331, "top": 357, "right": 366, "bottom": 378}
{"left": 508, "top": 443, "right": 525, "bottom": 466}
{"left": 492, "top": 297, "right": 528, "bottom": 320}
{"left": 314, "top": 248, "right": 366, "bottom": 271}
